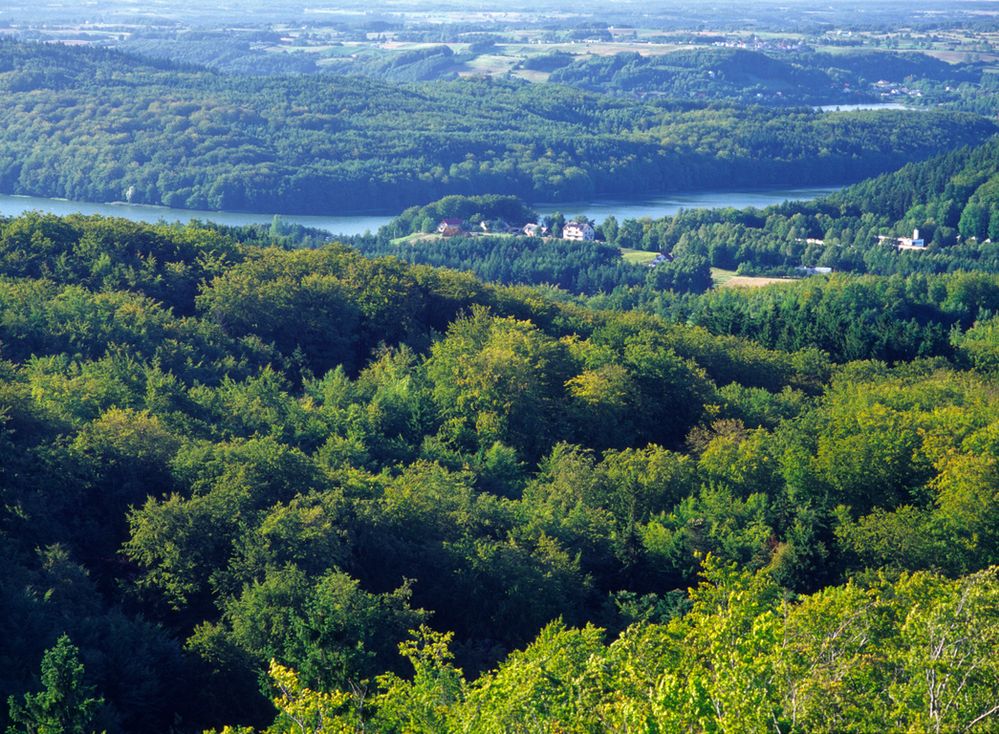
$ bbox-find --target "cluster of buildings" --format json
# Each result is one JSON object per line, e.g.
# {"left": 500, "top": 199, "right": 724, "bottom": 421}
{"left": 878, "top": 228, "right": 927, "bottom": 251}
{"left": 431, "top": 215, "right": 682, "bottom": 269}
{"left": 873, "top": 79, "right": 923, "bottom": 100}
{"left": 712, "top": 36, "right": 808, "bottom": 52}
{"left": 435, "top": 217, "right": 597, "bottom": 241}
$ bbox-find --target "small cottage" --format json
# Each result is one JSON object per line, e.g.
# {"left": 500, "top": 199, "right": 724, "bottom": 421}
{"left": 437, "top": 218, "right": 465, "bottom": 237}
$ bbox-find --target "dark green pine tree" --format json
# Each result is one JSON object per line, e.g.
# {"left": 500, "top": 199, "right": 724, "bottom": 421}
{"left": 7, "top": 635, "right": 104, "bottom": 734}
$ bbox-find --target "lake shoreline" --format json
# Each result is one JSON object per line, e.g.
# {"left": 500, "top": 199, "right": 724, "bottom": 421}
{"left": 0, "top": 183, "right": 846, "bottom": 237}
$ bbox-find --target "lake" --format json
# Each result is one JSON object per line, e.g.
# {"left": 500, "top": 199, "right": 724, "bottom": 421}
{"left": 535, "top": 185, "right": 843, "bottom": 222}
{"left": 817, "top": 102, "right": 914, "bottom": 112}
{"left": 0, "top": 184, "right": 844, "bottom": 236}
{"left": 0, "top": 194, "right": 392, "bottom": 237}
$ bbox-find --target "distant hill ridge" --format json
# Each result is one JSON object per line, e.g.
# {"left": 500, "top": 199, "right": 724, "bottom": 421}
{"left": 549, "top": 46, "right": 978, "bottom": 105}
{"left": 0, "top": 40, "right": 993, "bottom": 215}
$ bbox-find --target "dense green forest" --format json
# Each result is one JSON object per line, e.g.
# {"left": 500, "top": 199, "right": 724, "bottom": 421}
{"left": 56, "top": 27, "right": 997, "bottom": 113}
{"left": 333, "top": 136, "right": 999, "bottom": 309}
{"left": 0, "top": 211, "right": 996, "bottom": 732}
{"left": 361, "top": 233, "right": 654, "bottom": 295}
{"left": 594, "top": 134, "right": 999, "bottom": 278}
{"left": 120, "top": 31, "right": 323, "bottom": 76}
{"left": 548, "top": 47, "right": 980, "bottom": 106}
{"left": 393, "top": 135, "right": 999, "bottom": 299}
{"left": 2, "top": 24, "right": 999, "bottom": 733}
{"left": 0, "top": 41, "right": 994, "bottom": 215}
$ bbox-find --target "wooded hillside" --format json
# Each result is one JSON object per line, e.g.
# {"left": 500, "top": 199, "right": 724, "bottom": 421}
{"left": 0, "top": 42, "right": 993, "bottom": 215}
{"left": 0, "top": 212, "right": 995, "bottom": 732}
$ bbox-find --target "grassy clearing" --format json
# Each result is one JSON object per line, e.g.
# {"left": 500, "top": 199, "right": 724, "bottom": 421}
{"left": 620, "top": 247, "right": 658, "bottom": 265}
{"left": 711, "top": 267, "right": 738, "bottom": 285}
{"left": 511, "top": 69, "right": 552, "bottom": 83}
{"left": 713, "top": 267, "right": 796, "bottom": 288}
{"left": 723, "top": 275, "right": 797, "bottom": 288}
{"left": 461, "top": 54, "right": 519, "bottom": 76}
{"left": 389, "top": 232, "right": 441, "bottom": 245}
{"left": 389, "top": 231, "right": 520, "bottom": 245}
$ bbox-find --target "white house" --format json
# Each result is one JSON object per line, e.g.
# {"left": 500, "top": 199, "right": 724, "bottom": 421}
{"left": 898, "top": 228, "right": 926, "bottom": 251}
{"left": 878, "top": 228, "right": 927, "bottom": 251}
{"left": 562, "top": 221, "right": 596, "bottom": 241}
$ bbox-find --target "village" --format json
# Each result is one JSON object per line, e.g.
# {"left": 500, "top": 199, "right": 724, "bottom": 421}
{"left": 435, "top": 215, "right": 596, "bottom": 241}
{"left": 432, "top": 214, "right": 676, "bottom": 267}
{"left": 430, "top": 215, "right": 942, "bottom": 280}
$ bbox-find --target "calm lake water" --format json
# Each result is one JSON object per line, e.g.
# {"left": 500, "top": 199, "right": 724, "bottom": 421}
{"left": 817, "top": 102, "right": 913, "bottom": 112}
{"left": 0, "top": 194, "right": 391, "bottom": 236}
{"left": 535, "top": 185, "right": 843, "bottom": 222}
{"left": 0, "top": 184, "right": 844, "bottom": 236}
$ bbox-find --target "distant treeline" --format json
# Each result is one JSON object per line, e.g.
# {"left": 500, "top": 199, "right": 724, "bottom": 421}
{"left": 549, "top": 47, "right": 980, "bottom": 106}
{"left": 596, "top": 134, "right": 999, "bottom": 277}
{"left": 344, "top": 131, "right": 999, "bottom": 303}
{"left": 0, "top": 41, "right": 993, "bottom": 215}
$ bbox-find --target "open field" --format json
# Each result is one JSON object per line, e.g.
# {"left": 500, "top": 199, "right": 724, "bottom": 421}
{"left": 461, "top": 53, "right": 520, "bottom": 76}
{"left": 712, "top": 267, "right": 795, "bottom": 288}
{"left": 620, "top": 247, "right": 659, "bottom": 265}
{"left": 389, "top": 231, "right": 522, "bottom": 245}
{"left": 389, "top": 232, "right": 442, "bottom": 245}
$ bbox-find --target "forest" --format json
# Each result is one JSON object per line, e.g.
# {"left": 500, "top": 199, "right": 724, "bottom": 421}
{"left": 548, "top": 47, "right": 979, "bottom": 106}
{"left": 0, "top": 41, "right": 995, "bottom": 215}
{"left": 9, "top": 0, "right": 998, "bottom": 115}
{"left": 109, "top": 34, "right": 985, "bottom": 112}
{"left": 2, "top": 5, "right": 999, "bottom": 730}
{"left": 353, "top": 193, "right": 711, "bottom": 297}
{"left": 359, "top": 233, "right": 657, "bottom": 296}
{"left": 593, "top": 133, "right": 999, "bottom": 278}
{"left": 0, "top": 211, "right": 996, "bottom": 733}
{"left": 329, "top": 136, "right": 999, "bottom": 314}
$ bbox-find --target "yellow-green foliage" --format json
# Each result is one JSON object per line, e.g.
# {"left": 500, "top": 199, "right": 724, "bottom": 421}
{"left": 236, "top": 561, "right": 998, "bottom": 734}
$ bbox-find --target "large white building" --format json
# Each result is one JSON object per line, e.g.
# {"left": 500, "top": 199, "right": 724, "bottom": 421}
{"left": 878, "top": 228, "right": 926, "bottom": 251}
{"left": 562, "top": 221, "right": 596, "bottom": 241}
